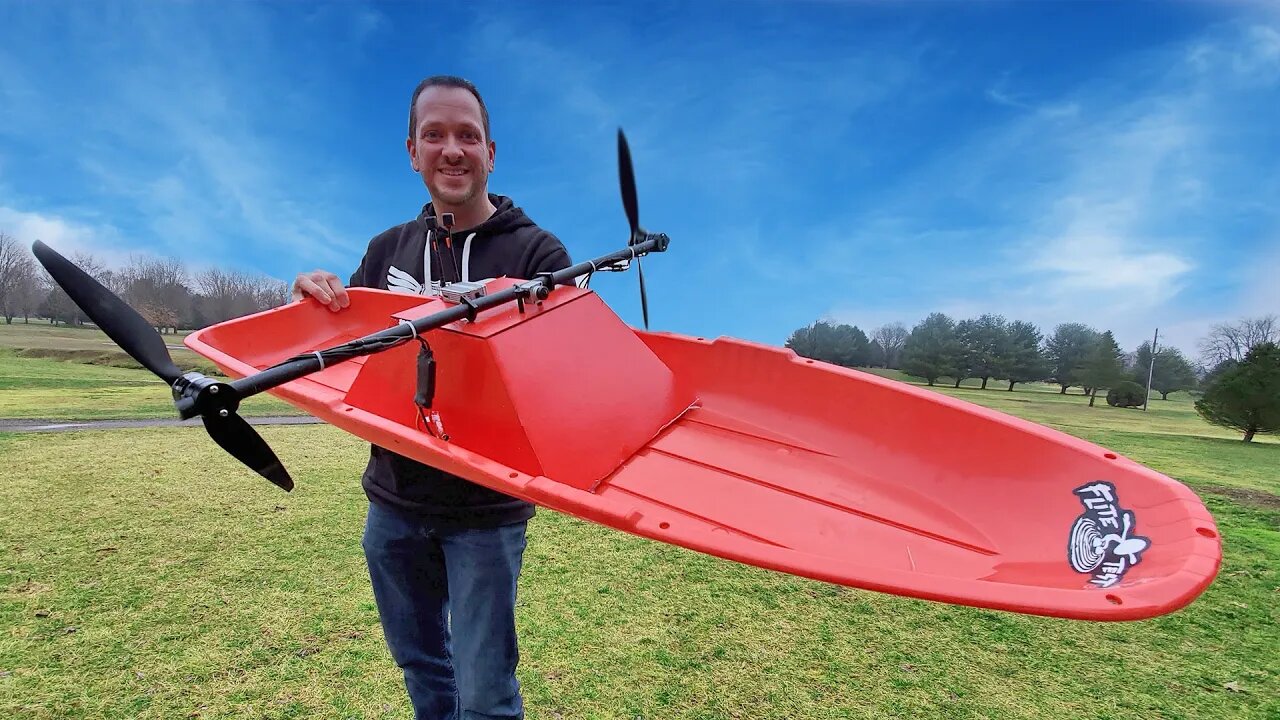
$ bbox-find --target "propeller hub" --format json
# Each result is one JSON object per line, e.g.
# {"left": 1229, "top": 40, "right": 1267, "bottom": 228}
{"left": 172, "top": 372, "right": 239, "bottom": 420}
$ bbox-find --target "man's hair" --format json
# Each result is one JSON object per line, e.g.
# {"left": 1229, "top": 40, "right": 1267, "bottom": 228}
{"left": 407, "top": 75, "right": 491, "bottom": 142}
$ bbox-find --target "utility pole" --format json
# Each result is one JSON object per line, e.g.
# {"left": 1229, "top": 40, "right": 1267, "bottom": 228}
{"left": 1143, "top": 327, "right": 1159, "bottom": 412}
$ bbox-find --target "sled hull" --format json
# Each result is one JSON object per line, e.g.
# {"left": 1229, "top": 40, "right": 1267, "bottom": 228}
{"left": 185, "top": 284, "right": 1221, "bottom": 621}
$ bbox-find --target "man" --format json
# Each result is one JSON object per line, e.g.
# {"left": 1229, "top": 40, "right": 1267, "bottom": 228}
{"left": 292, "top": 75, "right": 572, "bottom": 719}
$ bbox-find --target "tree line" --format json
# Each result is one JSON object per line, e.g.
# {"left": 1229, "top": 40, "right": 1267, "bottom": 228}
{"left": 5, "top": 230, "right": 1274, "bottom": 442}
{"left": 786, "top": 312, "right": 1279, "bottom": 442}
{"left": 0, "top": 231, "right": 288, "bottom": 331}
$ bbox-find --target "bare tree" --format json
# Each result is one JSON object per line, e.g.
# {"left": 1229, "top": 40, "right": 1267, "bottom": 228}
{"left": 0, "top": 232, "right": 37, "bottom": 323}
{"left": 118, "top": 254, "right": 192, "bottom": 333}
{"left": 12, "top": 262, "right": 42, "bottom": 323}
{"left": 195, "top": 266, "right": 243, "bottom": 299}
{"left": 8, "top": 238, "right": 294, "bottom": 331}
{"left": 1199, "top": 316, "right": 1279, "bottom": 367}
{"left": 252, "top": 276, "right": 289, "bottom": 311}
{"left": 193, "top": 267, "right": 289, "bottom": 326}
{"left": 871, "top": 322, "right": 909, "bottom": 369}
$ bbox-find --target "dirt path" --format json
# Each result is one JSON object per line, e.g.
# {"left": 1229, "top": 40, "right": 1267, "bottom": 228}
{"left": 0, "top": 416, "right": 323, "bottom": 433}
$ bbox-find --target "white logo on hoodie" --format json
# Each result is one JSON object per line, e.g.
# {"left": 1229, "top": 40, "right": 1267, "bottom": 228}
{"left": 386, "top": 264, "right": 438, "bottom": 296}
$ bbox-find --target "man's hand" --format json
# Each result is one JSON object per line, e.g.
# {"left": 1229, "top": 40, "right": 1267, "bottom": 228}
{"left": 292, "top": 270, "right": 350, "bottom": 312}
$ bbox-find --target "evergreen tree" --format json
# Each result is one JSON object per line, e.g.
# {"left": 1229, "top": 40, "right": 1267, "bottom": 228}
{"left": 1194, "top": 343, "right": 1280, "bottom": 442}
{"left": 1133, "top": 342, "right": 1197, "bottom": 400}
{"left": 832, "top": 323, "right": 872, "bottom": 368}
{"left": 1046, "top": 323, "right": 1100, "bottom": 394}
{"left": 785, "top": 320, "right": 871, "bottom": 368}
{"left": 956, "top": 314, "right": 1008, "bottom": 390}
{"left": 901, "top": 313, "right": 961, "bottom": 386}
{"left": 789, "top": 322, "right": 821, "bottom": 364}
{"left": 1078, "top": 330, "right": 1125, "bottom": 407}
{"left": 1002, "top": 320, "right": 1049, "bottom": 391}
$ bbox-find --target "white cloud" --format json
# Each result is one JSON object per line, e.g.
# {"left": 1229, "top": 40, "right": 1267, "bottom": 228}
{"left": 0, "top": 204, "right": 292, "bottom": 288}
{"left": 0, "top": 206, "right": 138, "bottom": 270}
{"left": 986, "top": 74, "right": 1080, "bottom": 119}
{"left": 1025, "top": 196, "right": 1194, "bottom": 304}
{"left": 985, "top": 84, "right": 1024, "bottom": 111}
{"left": 1038, "top": 102, "right": 1080, "bottom": 120}
{"left": 1188, "top": 22, "right": 1280, "bottom": 82}
{"left": 825, "top": 20, "right": 1280, "bottom": 354}
{"left": 1238, "top": 23, "right": 1280, "bottom": 74}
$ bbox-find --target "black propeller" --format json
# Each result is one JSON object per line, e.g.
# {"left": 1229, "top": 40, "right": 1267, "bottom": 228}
{"left": 202, "top": 411, "right": 293, "bottom": 490}
{"left": 32, "top": 241, "right": 184, "bottom": 384}
{"left": 30, "top": 240, "right": 294, "bottom": 491}
{"left": 618, "top": 129, "right": 640, "bottom": 235}
{"left": 617, "top": 129, "right": 650, "bottom": 330}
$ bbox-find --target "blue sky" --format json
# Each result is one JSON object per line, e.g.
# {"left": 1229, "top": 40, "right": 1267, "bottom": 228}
{"left": 1, "top": 0, "right": 1277, "bottom": 358}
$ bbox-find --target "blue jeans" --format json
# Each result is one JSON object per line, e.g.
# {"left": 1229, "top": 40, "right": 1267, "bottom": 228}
{"left": 361, "top": 501, "right": 527, "bottom": 719}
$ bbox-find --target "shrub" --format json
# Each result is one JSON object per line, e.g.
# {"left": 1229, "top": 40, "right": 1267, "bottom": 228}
{"left": 1106, "top": 381, "right": 1146, "bottom": 408}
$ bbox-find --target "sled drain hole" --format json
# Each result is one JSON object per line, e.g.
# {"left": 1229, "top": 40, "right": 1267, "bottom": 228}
{"left": 1104, "top": 452, "right": 1117, "bottom": 460}
{"left": 509, "top": 472, "right": 519, "bottom": 479}
{"left": 1105, "top": 594, "right": 1122, "bottom": 605}
{"left": 1197, "top": 527, "right": 1218, "bottom": 538}
{"left": 659, "top": 522, "right": 670, "bottom": 529}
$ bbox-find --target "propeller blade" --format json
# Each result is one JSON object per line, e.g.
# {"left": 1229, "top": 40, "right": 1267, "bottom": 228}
{"left": 637, "top": 257, "right": 650, "bottom": 330}
{"left": 201, "top": 412, "right": 294, "bottom": 491}
{"left": 617, "top": 128, "right": 640, "bottom": 239}
{"left": 31, "top": 240, "right": 183, "bottom": 385}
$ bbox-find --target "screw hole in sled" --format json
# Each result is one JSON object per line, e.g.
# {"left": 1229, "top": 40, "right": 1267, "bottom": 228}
{"left": 659, "top": 522, "right": 670, "bottom": 530}
{"left": 1106, "top": 594, "right": 1122, "bottom": 605}
{"left": 1104, "top": 452, "right": 1117, "bottom": 460}
{"left": 509, "top": 472, "right": 519, "bottom": 479}
{"left": 1197, "top": 527, "right": 1218, "bottom": 539}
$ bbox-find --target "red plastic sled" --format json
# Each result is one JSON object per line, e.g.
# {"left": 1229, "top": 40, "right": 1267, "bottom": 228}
{"left": 185, "top": 280, "right": 1221, "bottom": 621}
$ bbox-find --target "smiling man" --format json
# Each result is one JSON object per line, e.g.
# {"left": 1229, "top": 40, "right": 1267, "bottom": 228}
{"left": 291, "top": 75, "right": 572, "bottom": 719}
{"left": 410, "top": 80, "right": 498, "bottom": 230}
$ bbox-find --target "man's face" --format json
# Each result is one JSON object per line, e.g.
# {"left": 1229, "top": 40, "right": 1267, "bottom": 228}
{"left": 407, "top": 86, "right": 495, "bottom": 209}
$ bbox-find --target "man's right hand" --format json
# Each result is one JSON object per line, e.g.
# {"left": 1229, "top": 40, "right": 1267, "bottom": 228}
{"left": 291, "top": 270, "right": 350, "bottom": 312}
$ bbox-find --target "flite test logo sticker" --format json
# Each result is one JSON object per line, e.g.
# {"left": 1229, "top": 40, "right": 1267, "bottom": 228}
{"left": 1068, "top": 481, "right": 1151, "bottom": 588}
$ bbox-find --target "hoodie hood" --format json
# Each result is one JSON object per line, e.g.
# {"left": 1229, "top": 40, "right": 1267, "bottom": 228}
{"left": 353, "top": 192, "right": 572, "bottom": 296}
{"left": 418, "top": 194, "right": 536, "bottom": 240}
{"left": 415, "top": 194, "right": 541, "bottom": 284}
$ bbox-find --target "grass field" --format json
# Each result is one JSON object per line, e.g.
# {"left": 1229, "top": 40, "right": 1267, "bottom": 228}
{"left": 0, "top": 322, "right": 304, "bottom": 420}
{"left": 1, "top": 325, "right": 1277, "bottom": 718}
{"left": 0, "top": 321, "right": 214, "bottom": 374}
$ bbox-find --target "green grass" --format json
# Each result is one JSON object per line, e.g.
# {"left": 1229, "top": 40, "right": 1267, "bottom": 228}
{"left": 2, "top": 369, "right": 1278, "bottom": 717}
{"left": 0, "top": 314, "right": 307, "bottom": 421}
{"left": 0, "top": 321, "right": 212, "bottom": 372}
{"left": 0, "top": 350, "right": 303, "bottom": 420}
{"left": 860, "top": 366, "right": 1274, "bottom": 445}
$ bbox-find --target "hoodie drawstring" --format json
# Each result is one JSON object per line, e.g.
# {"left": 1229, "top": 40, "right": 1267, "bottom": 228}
{"left": 461, "top": 232, "right": 476, "bottom": 283}
{"left": 425, "top": 228, "right": 479, "bottom": 289}
{"left": 423, "top": 229, "right": 433, "bottom": 290}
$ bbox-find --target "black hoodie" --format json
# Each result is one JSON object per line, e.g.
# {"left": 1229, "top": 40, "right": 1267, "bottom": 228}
{"left": 349, "top": 193, "right": 573, "bottom": 527}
